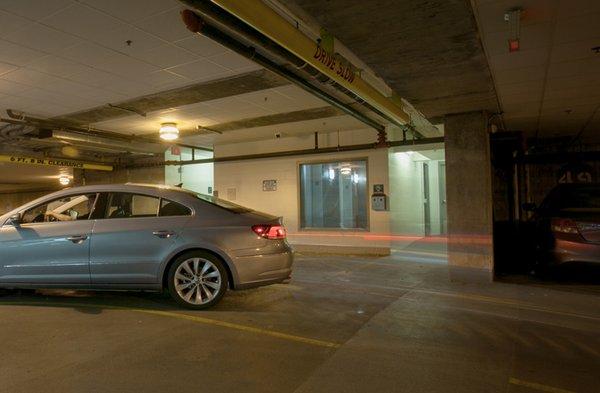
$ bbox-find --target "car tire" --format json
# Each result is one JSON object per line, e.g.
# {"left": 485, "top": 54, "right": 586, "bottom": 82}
{"left": 167, "top": 251, "right": 228, "bottom": 309}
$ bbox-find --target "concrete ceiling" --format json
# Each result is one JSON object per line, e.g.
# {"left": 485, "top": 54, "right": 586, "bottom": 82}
{"left": 285, "top": 0, "right": 500, "bottom": 119}
{"left": 0, "top": 0, "right": 363, "bottom": 149}
{"left": 2, "top": 0, "right": 594, "bottom": 152}
{"left": 473, "top": 0, "right": 600, "bottom": 138}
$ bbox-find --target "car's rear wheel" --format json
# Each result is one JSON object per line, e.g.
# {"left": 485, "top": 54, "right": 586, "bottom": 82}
{"left": 167, "top": 251, "right": 228, "bottom": 309}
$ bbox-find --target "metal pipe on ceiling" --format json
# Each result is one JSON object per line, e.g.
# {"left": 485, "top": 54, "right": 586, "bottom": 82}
{"left": 17, "top": 135, "right": 154, "bottom": 156}
{"left": 180, "top": 10, "right": 386, "bottom": 133}
{"left": 3, "top": 111, "right": 213, "bottom": 152}
{"left": 126, "top": 137, "right": 444, "bottom": 168}
{"left": 194, "top": 0, "right": 411, "bottom": 126}
{"left": 51, "top": 130, "right": 167, "bottom": 155}
{"left": 0, "top": 123, "right": 36, "bottom": 139}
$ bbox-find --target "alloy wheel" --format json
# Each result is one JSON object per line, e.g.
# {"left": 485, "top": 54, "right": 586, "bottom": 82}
{"left": 173, "top": 257, "right": 222, "bottom": 305}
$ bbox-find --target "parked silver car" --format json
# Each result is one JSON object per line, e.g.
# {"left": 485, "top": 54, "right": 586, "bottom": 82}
{"left": 0, "top": 184, "right": 293, "bottom": 309}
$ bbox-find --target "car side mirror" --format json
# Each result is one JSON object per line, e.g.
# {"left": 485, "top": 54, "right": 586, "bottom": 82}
{"left": 522, "top": 202, "right": 537, "bottom": 212}
{"left": 7, "top": 213, "right": 21, "bottom": 226}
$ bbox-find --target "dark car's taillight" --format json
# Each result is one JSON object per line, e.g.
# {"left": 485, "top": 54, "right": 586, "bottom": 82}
{"left": 551, "top": 218, "right": 579, "bottom": 234}
{"left": 252, "top": 224, "right": 287, "bottom": 239}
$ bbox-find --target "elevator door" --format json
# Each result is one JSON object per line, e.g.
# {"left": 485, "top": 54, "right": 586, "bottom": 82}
{"left": 439, "top": 162, "right": 447, "bottom": 234}
{"left": 423, "top": 163, "right": 431, "bottom": 236}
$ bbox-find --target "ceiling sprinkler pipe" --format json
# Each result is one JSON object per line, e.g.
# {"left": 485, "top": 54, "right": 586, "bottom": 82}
{"left": 52, "top": 130, "right": 168, "bottom": 155}
{"left": 126, "top": 136, "right": 444, "bottom": 168}
{"left": 0, "top": 123, "right": 36, "bottom": 139}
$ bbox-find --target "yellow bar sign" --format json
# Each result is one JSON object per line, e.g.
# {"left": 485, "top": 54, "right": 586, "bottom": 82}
{"left": 0, "top": 155, "right": 113, "bottom": 171}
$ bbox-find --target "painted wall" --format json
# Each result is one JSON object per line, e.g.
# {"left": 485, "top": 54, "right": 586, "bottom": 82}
{"left": 0, "top": 190, "right": 53, "bottom": 215}
{"left": 214, "top": 129, "right": 391, "bottom": 254}
{"left": 81, "top": 166, "right": 165, "bottom": 185}
{"left": 388, "top": 148, "right": 446, "bottom": 237}
{"left": 388, "top": 151, "right": 424, "bottom": 236}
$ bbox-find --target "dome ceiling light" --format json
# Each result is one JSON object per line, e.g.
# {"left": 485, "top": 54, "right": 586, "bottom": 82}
{"left": 159, "top": 123, "right": 179, "bottom": 141}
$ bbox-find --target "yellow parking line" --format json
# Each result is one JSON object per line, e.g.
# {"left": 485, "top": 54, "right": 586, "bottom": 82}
{"left": 509, "top": 377, "right": 576, "bottom": 393}
{"left": 134, "top": 309, "right": 341, "bottom": 348}
{"left": 0, "top": 301, "right": 341, "bottom": 349}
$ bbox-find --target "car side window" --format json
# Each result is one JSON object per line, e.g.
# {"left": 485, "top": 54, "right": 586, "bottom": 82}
{"left": 105, "top": 193, "right": 159, "bottom": 219}
{"left": 21, "top": 193, "right": 98, "bottom": 224}
{"left": 159, "top": 198, "right": 192, "bottom": 217}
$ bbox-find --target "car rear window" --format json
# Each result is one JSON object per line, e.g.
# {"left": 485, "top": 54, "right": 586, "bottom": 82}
{"left": 159, "top": 199, "right": 192, "bottom": 217}
{"left": 195, "top": 193, "right": 251, "bottom": 213}
{"left": 557, "top": 186, "right": 600, "bottom": 211}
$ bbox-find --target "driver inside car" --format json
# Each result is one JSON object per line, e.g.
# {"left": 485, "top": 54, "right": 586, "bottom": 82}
{"left": 43, "top": 195, "right": 95, "bottom": 222}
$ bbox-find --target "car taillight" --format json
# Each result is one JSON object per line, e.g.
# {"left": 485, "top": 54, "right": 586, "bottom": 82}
{"left": 551, "top": 218, "right": 579, "bottom": 234}
{"left": 252, "top": 224, "right": 287, "bottom": 239}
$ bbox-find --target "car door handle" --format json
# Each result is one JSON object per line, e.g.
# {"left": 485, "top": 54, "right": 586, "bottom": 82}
{"left": 153, "top": 230, "right": 175, "bottom": 239}
{"left": 66, "top": 234, "right": 88, "bottom": 244}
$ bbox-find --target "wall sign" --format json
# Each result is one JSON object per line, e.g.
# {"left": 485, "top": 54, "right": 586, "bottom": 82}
{"left": 313, "top": 45, "right": 356, "bottom": 84}
{"left": 263, "top": 179, "right": 277, "bottom": 191}
{"left": 373, "top": 184, "right": 384, "bottom": 194}
{"left": 558, "top": 163, "right": 594, "bottom": 184}
{"left": 0, "top": 154, "right": 113, "bottom": 171}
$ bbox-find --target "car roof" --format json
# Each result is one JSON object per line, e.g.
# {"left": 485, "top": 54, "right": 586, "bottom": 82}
{"left": 54, "top": 183, "right": 192, "bottom": 194}
{"left": 0, "top": 183, "right": 197, "bottom": 220}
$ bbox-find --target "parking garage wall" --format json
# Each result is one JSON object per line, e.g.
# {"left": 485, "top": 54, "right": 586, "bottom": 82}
{"left": 0, "top": 190, "right": 53, "bottom": 215}
{"left": 79, "top": 167, "right": 165, "bottom": 186}
{"left": 214, "top": 129, "right": 392, "bottom": 255}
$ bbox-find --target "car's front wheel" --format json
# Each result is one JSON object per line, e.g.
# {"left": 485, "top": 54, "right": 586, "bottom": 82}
{"left": 167, "top": 251, "right": 228, "bottom": 309}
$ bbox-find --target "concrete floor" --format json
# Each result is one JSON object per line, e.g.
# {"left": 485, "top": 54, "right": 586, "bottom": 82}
{"left": 0, "top": 254, "right": 598, "bottom": 393}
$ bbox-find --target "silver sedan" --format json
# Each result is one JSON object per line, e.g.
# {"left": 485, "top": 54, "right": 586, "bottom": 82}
{"left": 0, "top": 184, "right": 293, "bottom": 309}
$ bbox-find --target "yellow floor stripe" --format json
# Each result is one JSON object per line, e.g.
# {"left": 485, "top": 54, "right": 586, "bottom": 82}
{"left": 0, "top": 301, "right": 341, "bottom": 349}
{"left": 509, "top": 377, "right": 576, "bottom": 393}
{"left": 134, "top": 309, "right": 341, "bottom": 348}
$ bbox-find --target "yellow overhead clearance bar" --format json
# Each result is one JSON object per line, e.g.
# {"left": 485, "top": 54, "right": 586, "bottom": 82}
{"left": 209, "top": 0, "right": 410, "bottom": 125}
{"left": 0, "top": 155, "right": 113, "bottom": 171}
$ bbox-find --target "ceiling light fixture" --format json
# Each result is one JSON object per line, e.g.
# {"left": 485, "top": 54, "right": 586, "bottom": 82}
{"left": 340, "top": 166, "right": 352, "bottom": 175}
{"left": 59, "top": 176, "right": 71, "bottom": 186}
{"left": 159, "top": 122, "right": 179, "bottom": 141}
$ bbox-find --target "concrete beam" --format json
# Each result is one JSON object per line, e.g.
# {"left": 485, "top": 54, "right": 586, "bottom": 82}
{"left": 189, "top": 106, "right": 345, "bottom": 134}
{"left": 53, "top": 70, "right": 290, "bottom": 125}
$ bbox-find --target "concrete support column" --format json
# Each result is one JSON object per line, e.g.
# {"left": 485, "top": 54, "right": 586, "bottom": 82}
{"left": 444, "top": 111, "right": 494, "bottom": 281}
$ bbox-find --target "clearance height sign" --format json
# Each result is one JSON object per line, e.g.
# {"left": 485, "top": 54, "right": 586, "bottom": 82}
{"left": 0, "top": 155, "right": 113, "bottom": 171}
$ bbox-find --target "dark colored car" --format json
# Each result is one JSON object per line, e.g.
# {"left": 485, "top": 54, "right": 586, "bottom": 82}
{"left": 525, "top": 183, "right": 600, "bottom": 272}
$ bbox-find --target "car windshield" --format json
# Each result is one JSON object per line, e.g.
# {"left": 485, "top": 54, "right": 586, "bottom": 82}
{"left": 195, "top": 193, "right": 252, "bottom": 213}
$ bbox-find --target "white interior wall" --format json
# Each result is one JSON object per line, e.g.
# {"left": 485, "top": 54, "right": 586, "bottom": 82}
{"left": 388, "top": 145, "right": 446, "bottom": 237}
{"left": 389, "top": 151, "right": 424, "bottom": 235}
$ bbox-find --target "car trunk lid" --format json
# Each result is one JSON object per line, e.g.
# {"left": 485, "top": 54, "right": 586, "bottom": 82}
{"left": 559, "top": 209, "right": 600, "bottom": 243}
